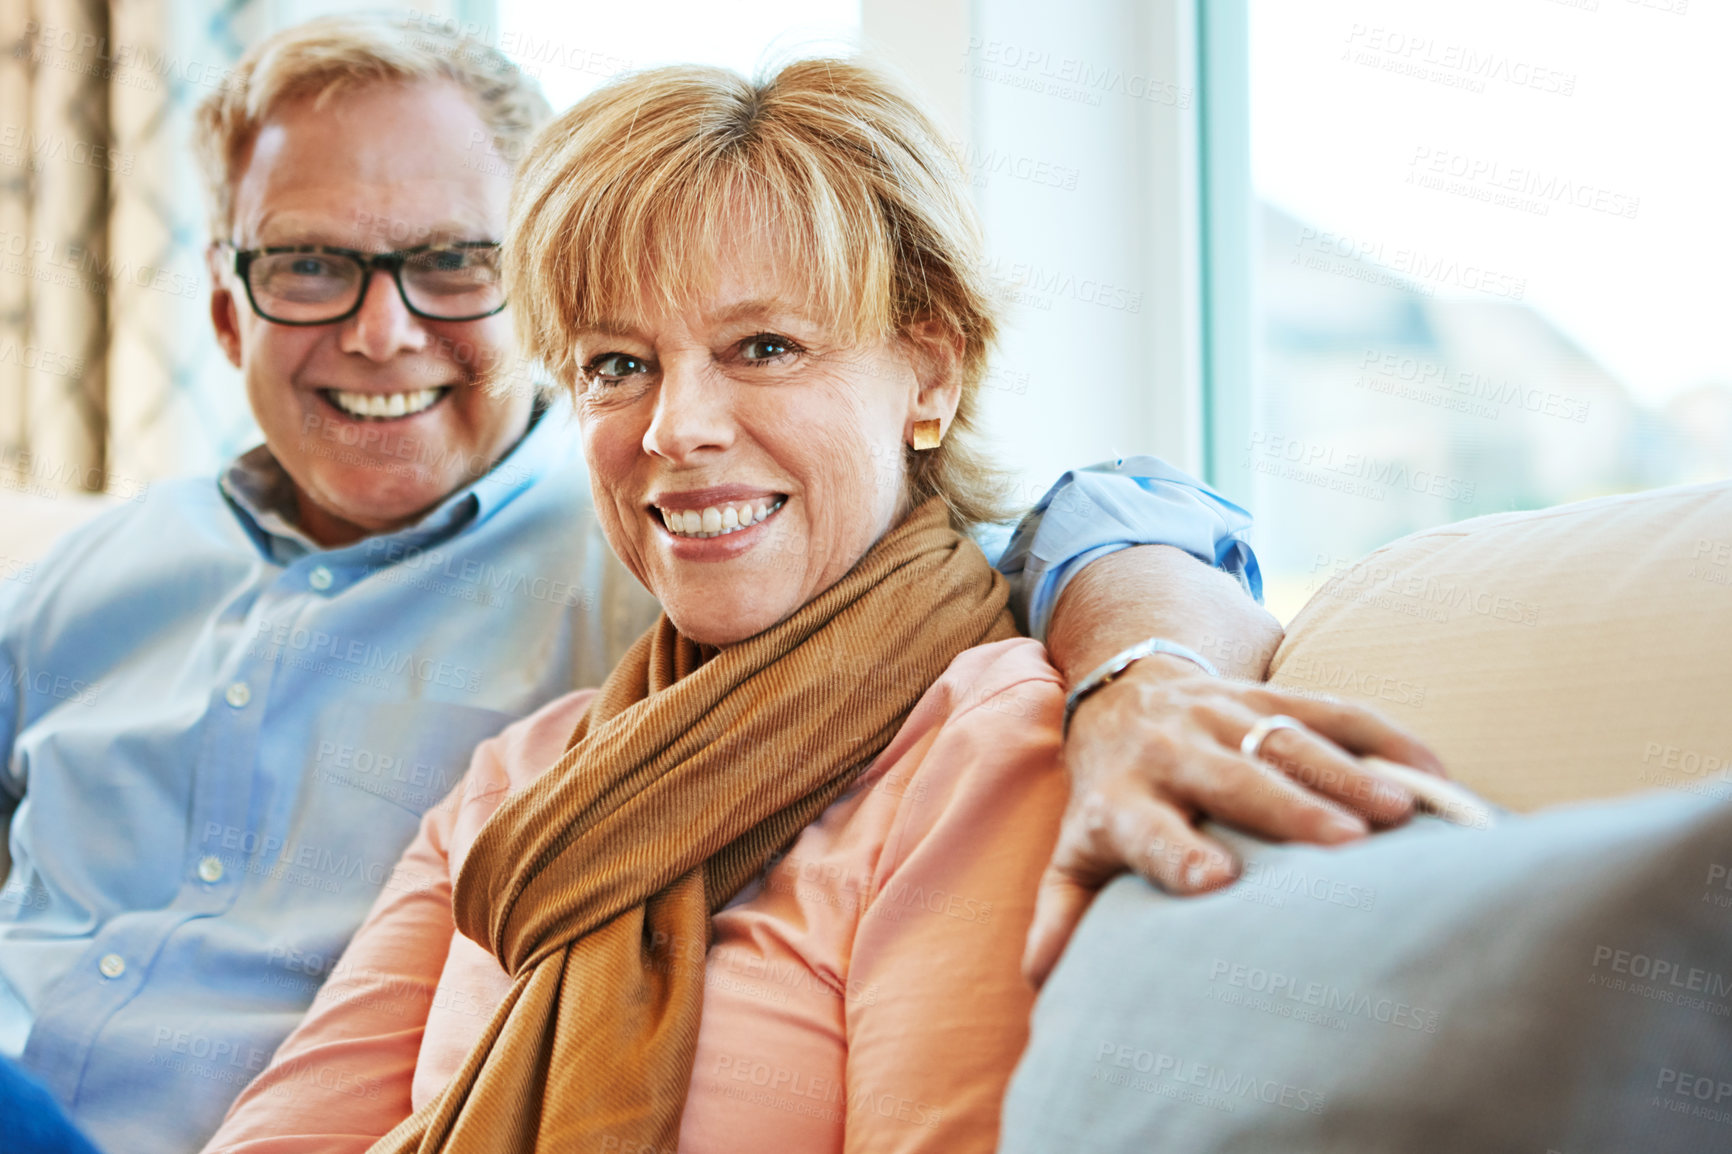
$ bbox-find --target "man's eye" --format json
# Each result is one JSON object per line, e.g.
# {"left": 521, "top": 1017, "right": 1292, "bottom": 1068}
{"left": 584, "top": 353, "right": 651, "bottom": 384}
{"left": 741, "top": 334, "right": 798, "bottom": 362}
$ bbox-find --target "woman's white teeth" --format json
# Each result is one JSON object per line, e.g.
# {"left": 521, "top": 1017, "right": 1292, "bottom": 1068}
{"left": 660, "top": 498, "right": 784, "bottom": 538}
{"left": 329, "top": 387, "right": 443, "bottom": 419}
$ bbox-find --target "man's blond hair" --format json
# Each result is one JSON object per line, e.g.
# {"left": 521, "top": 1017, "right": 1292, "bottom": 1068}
{"left": 193, "top": 12, "right": 551, "bottom": 241}
{"left": 505, "top": 58, "right": 1011, "bottom": 527}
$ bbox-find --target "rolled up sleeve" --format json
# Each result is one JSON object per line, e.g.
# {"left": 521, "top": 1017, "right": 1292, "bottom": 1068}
{"left": 988, "top": 457, "right": 1261, "bottom": 641}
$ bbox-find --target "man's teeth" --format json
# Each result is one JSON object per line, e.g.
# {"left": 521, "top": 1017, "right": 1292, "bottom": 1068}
{"left": 328, "top": 388, "right": 444, "bottom": 419}
{"left": 659, "top": 498, "right": 785, "bottom": 539}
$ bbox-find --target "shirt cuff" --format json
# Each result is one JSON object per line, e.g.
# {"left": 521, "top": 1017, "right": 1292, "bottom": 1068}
{"left": 991, "top": 456, "right": 1263, "bottom": 642}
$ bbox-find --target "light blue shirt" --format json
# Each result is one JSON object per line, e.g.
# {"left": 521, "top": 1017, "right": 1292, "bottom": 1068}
{"left": 0, "top": 404, "right": 1257, "bottom": 1154}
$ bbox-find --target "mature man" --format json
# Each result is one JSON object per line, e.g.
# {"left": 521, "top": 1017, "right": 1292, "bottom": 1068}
{"left": 0, "top": 14, "right": 1432, "bottom": 1154}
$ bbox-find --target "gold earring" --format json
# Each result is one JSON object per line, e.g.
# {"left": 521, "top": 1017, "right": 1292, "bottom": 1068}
{"left": 912, "top": 419, "right": 942, "bottom": 451}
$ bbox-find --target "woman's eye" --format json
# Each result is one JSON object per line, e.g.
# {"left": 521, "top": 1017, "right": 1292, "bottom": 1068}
{"left": 740, "top": 334, "right": 798, "bottom": 362}
{"left": 584, "top": 352, "right": 651, "bottom": 384}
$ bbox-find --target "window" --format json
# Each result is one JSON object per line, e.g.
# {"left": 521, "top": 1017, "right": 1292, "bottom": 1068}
{"left": 1243, "top": 0, "right": 1730, "bottom": 619}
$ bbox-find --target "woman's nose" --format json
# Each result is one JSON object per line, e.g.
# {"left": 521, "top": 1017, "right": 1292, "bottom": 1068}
{"left": 642, "top": 357, "right": 736, "bottom": 463}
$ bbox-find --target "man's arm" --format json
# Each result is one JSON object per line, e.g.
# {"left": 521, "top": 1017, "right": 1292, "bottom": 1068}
{"left": 987, "top": 459, "right": 1443, "bottom": 986}
{"left": 991, "top": 455, "right": 1261, "bottom": 642}
{"left": 1022, "top": 544, "right": 1444, "bottom": 985}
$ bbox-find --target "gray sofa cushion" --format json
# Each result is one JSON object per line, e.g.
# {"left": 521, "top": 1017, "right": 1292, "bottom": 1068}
{"left": 1003, "top": 790, "right": 1732, "bottom": 1153}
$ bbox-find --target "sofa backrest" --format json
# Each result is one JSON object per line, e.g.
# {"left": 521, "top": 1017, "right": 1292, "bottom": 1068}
{"left": 1268, "top": 481, "right": 1732, "bottom": 812}
{"left": 0, "top": 489, "right": 119, "bottom": 566}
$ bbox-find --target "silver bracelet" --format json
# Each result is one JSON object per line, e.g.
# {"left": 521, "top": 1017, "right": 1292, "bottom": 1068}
{"left": 1061, "top": 637, "right": 1220, "bottom": 735}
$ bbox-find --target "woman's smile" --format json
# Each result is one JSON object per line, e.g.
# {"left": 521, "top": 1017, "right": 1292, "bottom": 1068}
{"left": 649, "top": 487, "right": 791, "bottom": 562}
{"left": 652, "top": 489, "right": 788, "bottom": 539}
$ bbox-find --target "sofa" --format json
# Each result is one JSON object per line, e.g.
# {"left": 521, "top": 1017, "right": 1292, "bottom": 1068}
{"left": 1005, "top": 480, "right": 1732, "bottom": 1153}
{"left": 7, "top": 481, "right": 1730, "bottom": 1152}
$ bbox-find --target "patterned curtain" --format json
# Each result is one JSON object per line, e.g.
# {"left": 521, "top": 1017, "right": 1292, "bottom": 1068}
{"left": 1, "top": 0, "right": 488, "bottom": 499}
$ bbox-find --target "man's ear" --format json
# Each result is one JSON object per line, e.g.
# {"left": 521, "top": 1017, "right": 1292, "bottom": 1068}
{"left": 902, "top": 318, "right": 965, "bottom": 445}
{"left": 207, "top": 243, "right": 243, "bottom": 369}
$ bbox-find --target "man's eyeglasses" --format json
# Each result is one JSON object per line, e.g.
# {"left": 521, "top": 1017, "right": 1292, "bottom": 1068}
{"left": 226, "top": 242, "right": 507, "bottom": 325}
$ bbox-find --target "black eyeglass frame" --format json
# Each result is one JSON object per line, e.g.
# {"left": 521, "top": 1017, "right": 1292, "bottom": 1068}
{"left": 225, "top": 241, "right": 508, "bottom": 326}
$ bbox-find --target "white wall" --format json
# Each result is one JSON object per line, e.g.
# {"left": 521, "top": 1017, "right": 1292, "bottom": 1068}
{"left": 865, "top": 0, "right": 1205, "bottom": 505}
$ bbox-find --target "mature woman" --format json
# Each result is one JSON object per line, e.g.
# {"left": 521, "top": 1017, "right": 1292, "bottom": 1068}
{"left": 202, "top": 57, "right": 1421, "bottom": 1154}
{"left": 203, "top": 57, "right": 1071, "bottom": 1153}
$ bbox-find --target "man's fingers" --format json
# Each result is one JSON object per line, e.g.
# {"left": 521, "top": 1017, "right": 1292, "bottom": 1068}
{"left": 1247, "top": 686, "right": 1446, "bottom": 777}
{"left": 1170, "top": 740, "right": 1376, "bottom": 844}
{"left": 1253, "top": 724, "right": 1415, "bottom": 827}
{"left": 1025, "top": 793, "right": 1238, "bottom": 988}
{"left": 1095, "top": 790, "right": 1238, "bottom": 894}
{"left": 1022, "top": 871, "right": 1093, "bottom": 989}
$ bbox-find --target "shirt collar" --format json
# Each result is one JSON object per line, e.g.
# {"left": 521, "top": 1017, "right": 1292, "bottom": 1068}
{"left": 219, "top": 397, "right": 575, "bottom": 564}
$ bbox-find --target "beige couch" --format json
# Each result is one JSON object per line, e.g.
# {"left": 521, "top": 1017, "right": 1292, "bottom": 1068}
{"left": 1269, "top": 480, "right": 1731, "bottom": 813}
{"left": 1, "top": 489, "right": 118, "bottom": 566}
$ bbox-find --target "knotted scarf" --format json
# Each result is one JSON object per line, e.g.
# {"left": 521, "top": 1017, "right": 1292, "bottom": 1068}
{"left": 369, "top": 497, "right": 1016, "bottom": 1153}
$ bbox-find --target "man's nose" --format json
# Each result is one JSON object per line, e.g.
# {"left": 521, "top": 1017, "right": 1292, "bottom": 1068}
{"left": 338, "top": 269, "right": 429, "bottom": 361}
{"left": 642, "top": 357, "right": 736, "bottom": 463}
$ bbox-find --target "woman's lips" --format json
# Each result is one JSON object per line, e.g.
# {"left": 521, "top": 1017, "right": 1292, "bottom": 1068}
{"left": 654, "top": 496, "right": 786, "bottom": 539}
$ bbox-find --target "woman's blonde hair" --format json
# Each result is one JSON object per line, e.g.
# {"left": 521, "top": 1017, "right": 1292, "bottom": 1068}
{"left": 505, "top": 58, "right": 1011, "bottom": 527}
{"left": 193, "top": 13, "right": 551, "bottom": 241}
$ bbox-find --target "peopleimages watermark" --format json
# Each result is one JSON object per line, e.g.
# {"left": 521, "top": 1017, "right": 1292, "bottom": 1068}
{"left": 1292, "top": 227, "right": 1526, "bottom": 300}
{"left": 1309, "top": 552, "right": 1541, "bottom": 629}
{"left": 977, "top": 254, "right": 1143, "bottom": 314}
{"left": 0, "top": 123, "right": 134, "bottom": 175}
{"left": 200, "top": 822, "right": 435, "bottom": 899}
{"left": 1, "top": 554, "right": 35, "bottom": 585}
{"left": 1342, "top": 24, "right": 1577, "bottom": 96}
{"left": 1627, "top": 0, "right": 1690, "bottom": 16}
{"left": 1204, "top": 957, "right": 1441, "bottom": 1034}
{"left": 0, "top": 226, "right": 202, "bottom": 301}
{"left": 402, "top": 9, "right": 635, "bottom": 83}
{"left": 1355, "top": 348, "right": 1592, "bottom": 424}
{"left": 703, "top": 1052, "right": 941, "bottom": 1130}
{"left": 298, "top": 410, "right": 539, "bottom": 487}
{"left": 962, "top": 38, "right": 1192, "bottom": 110}
{"left": 1091, "top": 1041, "right": 1328, "bottom": 1115}
{"left": 0, "top": 337, "right": 86, "bottom": 382}
{"left": 248, "top": 619, "right": 486, "bottom": 695}
{"left": 314, "top": 739, "right": 461, "bottom": 813}
{"left": 1636, "top": 739, "right": 1732, "bottom": 802}
{"left": 19, "top": 20, "right": 245, "bottom": 96}
{"left": 1246, "top": 431, "right": 1479, "bottom": 504}
{"left": 1703, "top": 862, "right": 1732, "bottom": 911}
{"left": 1589, "top": 943, "right": 1732, "bottom": 1017}
{"left": 1277, "top": 652, "right": 1427, "bottom": 709}
{"left": 1232, "top": 858, "right": 1376, "bottom": 912}
{"left": 1406, "top": 146, "right": 1640, "bottom": 220}
{"left": 950, "top": 140, "right": 1081, "bottom": 192}
{"left": 1650, "top": 1066, "right": 1732, "bottom": 1127}
{"left": 1688, "top": 538, "right": 1732, "bottom": 588}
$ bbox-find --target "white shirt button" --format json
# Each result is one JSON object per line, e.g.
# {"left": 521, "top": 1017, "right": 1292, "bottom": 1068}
{"left": 197, "top": 856, "right": 225, "bottom": 883}
{"left": 98, "top": 953, "right": 126, "bottom": 979}
{"left": 308, "top": 565, "right": 333, "bottom": 591}
{"left": 225, "top": 681, "right": 251, "bottom": 709}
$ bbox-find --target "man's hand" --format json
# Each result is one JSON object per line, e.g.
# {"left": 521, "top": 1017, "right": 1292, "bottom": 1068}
{"left": 1023, "top": 546, "right": 1444, "bottom": 988}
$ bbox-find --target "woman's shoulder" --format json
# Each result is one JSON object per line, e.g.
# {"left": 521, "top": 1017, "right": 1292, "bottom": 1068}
{"left": 856, "top": 636, "right": 1063, "bottom": 801}
{"left": 932, "top": 635, "right": 1063, "bottom": 708}
{"left": 465, "top": 687, "right": 598, "bottom": 793}
{"left": 883, "top": 635, "right": 1059, "bottom": 746}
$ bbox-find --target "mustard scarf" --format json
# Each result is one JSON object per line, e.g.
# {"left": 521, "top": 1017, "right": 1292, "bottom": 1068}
{"left": 370, "top": 497, "right": 1016, "bottom": 1152}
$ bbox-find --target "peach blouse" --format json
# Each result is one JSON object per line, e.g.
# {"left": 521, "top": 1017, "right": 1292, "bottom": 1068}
{"left": 204, "top": 637, "right": 1065, "bottom": 1154}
